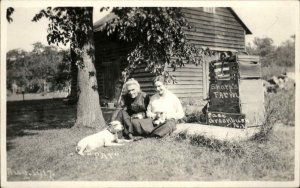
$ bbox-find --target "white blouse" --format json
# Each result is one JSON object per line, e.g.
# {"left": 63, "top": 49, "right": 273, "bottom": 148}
{"left": 147, "top": 90, "right": 184, "bottom": 120}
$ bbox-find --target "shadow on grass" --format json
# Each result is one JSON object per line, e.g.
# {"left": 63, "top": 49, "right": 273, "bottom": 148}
{"left": 7, "top": 99, "right": 113, "bottom": 140}
{"left": 7, "top": 99, "right": 76, "bottom": 138}
{"left": 6, "top": 140, "right": 16, "bottom": 151}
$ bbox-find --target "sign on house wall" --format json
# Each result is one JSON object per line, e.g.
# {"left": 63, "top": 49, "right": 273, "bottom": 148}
{"left": 208, "top": 80, "right": 240, "bottom": 113}
{"left": 206, "top": 54, "right": 264, "bottom": 129}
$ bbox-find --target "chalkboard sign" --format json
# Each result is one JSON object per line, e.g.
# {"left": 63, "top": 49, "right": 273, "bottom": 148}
{"left": 208, "top": 80, "right": 240, "bottom": 113}
{"left": 208, "top": 104, "right": 240, "bottom": 114}
{"left": 207, "top": 112, "right": 247, "bottom": 129}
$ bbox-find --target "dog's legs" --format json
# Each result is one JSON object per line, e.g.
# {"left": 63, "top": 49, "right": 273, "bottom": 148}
{"left": 104, "top": 142, "right": 124, "bottom": 147}
{"left": 114, "top": 132, "right": 119, "bottom": 143}
{"left": 77, "top": 147, "right": 86, "bottom": 156}
{"left": 117, "top": 139, "right": 134, "bottom": 143}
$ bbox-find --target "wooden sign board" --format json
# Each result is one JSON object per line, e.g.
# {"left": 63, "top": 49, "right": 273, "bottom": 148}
{"left": 207, "top": 111, "right": 247, "bottom": 129}
{"left": 208, "top": 80, "right": 240, "bottom": 113}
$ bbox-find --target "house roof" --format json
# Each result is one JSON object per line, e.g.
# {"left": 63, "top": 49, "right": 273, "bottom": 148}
{"left": 94, "top": 13, "right": 117, "bottom": 32}
{"left": 94, "top": 8, "right": 252, "bottom": 34}
{"left": 228, "top": 8, "right": 252, "bottom": 34}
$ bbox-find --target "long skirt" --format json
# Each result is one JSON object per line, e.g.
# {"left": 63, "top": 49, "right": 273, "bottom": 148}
{"left": 132, "top": 118, "right": 177, "bottom": 138}
{"left": 114, "top": 109, "right": 177, "bottom": 138}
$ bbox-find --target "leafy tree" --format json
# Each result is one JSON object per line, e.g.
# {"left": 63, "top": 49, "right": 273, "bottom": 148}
{"left": 55, "top": 50, "right": 72, "bottom": 91}
{"left": 6, "top": 43, "right": 70, "bottom": 93}
{"left": 252, "top": 37, "right": 275, "bottom": 57}
{"left": 32, "top": 7, "right": 106, "bottom": 129}
{"left": 246, "top": 36, "right": 295, "bottom": 68}
{"left": 245, "top": 42, "right": 256, "bottom": 55}
{"left": 104, "top": 7, "right": 209, "bottom": 83}
{"left": 274, "top": 35, "right": 295, "bottom": 67}
{"left": 6, "top": 49, "right": 30, "bottom": 89}
{"left": 251, "top": 37, "right": 275, "bottom": 67}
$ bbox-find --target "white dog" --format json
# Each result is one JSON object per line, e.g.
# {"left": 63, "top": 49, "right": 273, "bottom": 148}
{"left": 76, "top": 121, "right": 132, "bottom": 156}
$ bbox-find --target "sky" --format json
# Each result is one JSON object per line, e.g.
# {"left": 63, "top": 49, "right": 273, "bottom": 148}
{"left": 4, "top": 3, "right": 299, "bottom": 52}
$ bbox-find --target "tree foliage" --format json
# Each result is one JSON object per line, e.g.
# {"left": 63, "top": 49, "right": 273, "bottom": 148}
{"left": 246, "top": 36, "right": 295, "bottom": 67}
{"left": 6, "top": 43, "right": 71, "bottom": 92}
{"left": 274, "top": 36, "right": 295, "bottom": 67}
{"left": 103, "top": 7, "right": 210, "bottom": 83}
{"left": 32, "top": 7, "right": 105, "bottom": 69}
{"left": 8, "top": 7, "right": 106, "bottom": 128}
{"left": 33, "top": 7, "right": 107, "bottom": 128}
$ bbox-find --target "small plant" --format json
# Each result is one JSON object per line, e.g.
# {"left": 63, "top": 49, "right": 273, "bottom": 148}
{"left": 182, "top": 112, "right": 206, "bottom": 123}
{"left": 251, "top": 93, "right": 278, "bottom": 142}
{"left": 190, "top": 135, "right": 245, "bottom": 158}
{"left": 181, "top": 100, "right": 207, "bottom": 123}
{"left": 181, "top": 98, "right": 205, "bottom": 106}
{"left": 173, "top": 130, "right": 190, "bottom": 141}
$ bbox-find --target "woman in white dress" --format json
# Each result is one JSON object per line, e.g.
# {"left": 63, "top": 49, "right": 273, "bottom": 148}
{"left": 146, "top": 76, "right": 185, "bottom": 137}
{"left": 130, "top": 76, "right": 184, "bottom": 137}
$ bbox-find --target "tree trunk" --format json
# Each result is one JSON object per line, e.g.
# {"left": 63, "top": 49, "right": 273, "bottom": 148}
{"left": 74, "top": 8, "right": 106, "bottom": 129}
{"left": 67, "top": 49, "right": 78, "bottom": 103}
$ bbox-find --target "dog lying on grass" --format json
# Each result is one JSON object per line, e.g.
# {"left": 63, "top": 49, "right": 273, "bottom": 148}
{"left": 76, "top": 121, "right": 132, "bottom": 156}
{"left": 153, "top": 112, "right": 167, "bottom": 126}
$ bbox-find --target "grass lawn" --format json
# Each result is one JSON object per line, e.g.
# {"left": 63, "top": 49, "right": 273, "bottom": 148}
{"left": 6, "top": 98, "right": 295, "bottom": 181}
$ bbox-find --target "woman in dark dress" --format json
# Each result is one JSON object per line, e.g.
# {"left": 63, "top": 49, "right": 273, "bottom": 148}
{"left": 113, "top": 78, "right": 150, "bottom": 139}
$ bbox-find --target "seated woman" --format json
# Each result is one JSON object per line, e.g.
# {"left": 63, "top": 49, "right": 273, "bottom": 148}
{"left": 146, "top": 76, "right": 185, "bottom": 137}
{"left": 113, "top": 78, "right": 150, "bottom": 139}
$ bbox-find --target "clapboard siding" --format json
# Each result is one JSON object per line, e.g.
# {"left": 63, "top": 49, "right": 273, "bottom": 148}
{"left": 183, "top": 9, "right": 241, "bottom": 23}
{"left": 165, "top": 63, "right": 204, "bottom": 98}
{"left": 182, "top": 8, "right": 240, "bottom": 23}
{"left": 186, "top": 18, "right": 245, "bottom": 33}
{"left": 192, "top": 42, "right": 244, "bottom": 51}
{"left": 186, "top": 35, "right": 245, "bottom": 46}
{"left": 188, "top": 25, "right": 245, "bottom": 37}
{"left": 182, "top": 7, "right": 246, "bottom": 51}
{"left": 175, "top": 92, "right": 203, "bottom": 98}
{"left": 184, "top": 14, "right": 245, "bottom": 31}
{"left": 186, "top": 7, "right": 239, "bottom": 21}
{"left": 130, "top": 62, "right": 205, "bottom": 98}
{"left": 167, "top": 84, "right": 203, "bottom": 89}
{"left": 185, "top": 31, "right": 244, "bottom": 42}
{"left": 187, "top": 7, "right": 236, "bottom": 18}
{"left": 131, "top": 67, "right": 156, "bottom": 95}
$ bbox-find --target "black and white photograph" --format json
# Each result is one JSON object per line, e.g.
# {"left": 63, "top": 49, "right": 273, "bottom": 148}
{"left": 1, "top": 0, "right": 299, "bottom": 187}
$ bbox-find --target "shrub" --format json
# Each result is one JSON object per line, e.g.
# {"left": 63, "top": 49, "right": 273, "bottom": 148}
{"left": 182, "top": 111, "right": 206, "bottom": 123}
{"left": 251, "top": 87, "right": 295, "bottom": 142}
{"left": 261, "top": 65, "right": 294, "bottom": 80}
{"left": 266, "top": 89, "right": 295, "bottom": 126}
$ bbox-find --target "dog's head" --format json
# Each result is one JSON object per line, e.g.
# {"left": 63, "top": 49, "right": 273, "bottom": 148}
{"left": 153, "top": 112, "right": 166, "bottom": 125}
{"left": 108, "top": 121, "right": 124, "bottom": 133}
{"left": 155, "top": 112, "right": 166, "bottom": 120}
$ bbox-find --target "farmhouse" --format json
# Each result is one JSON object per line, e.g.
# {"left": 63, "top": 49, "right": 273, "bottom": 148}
{"left": 93, "top": 7, "right": 253, "bottom": 108}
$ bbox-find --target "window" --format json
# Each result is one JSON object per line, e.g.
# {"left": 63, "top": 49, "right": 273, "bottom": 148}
{"left": 203, "top": 7, "right": 216, "bottom": 14}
